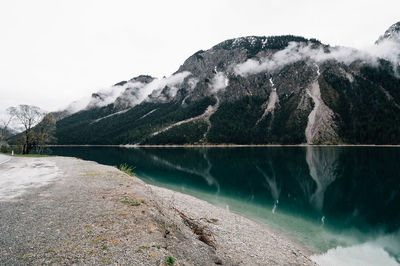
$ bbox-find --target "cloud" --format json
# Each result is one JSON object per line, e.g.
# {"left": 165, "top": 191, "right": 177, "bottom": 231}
{"left": 187, "top": 77, "right": 199, "bottom": 91}
{"left": 211, "top": 72, "right": 229, "bottom": 93}
{"left": 86, "top": 84, "right": 127, "bottom": 108}
{"left": 63, "top": 97, "right": 91, "bottom": 114}
{"left": 61, "top": 34, "right": 400, "bottom": 115}
{"left": 64, "top": 71, "right": 192, "bottom": 114}
{"left": 63, "top": 82, "right": 135, "bottom": 113}
{"left": 234, "top": 37, "right": 400, "bottom": 77}
{"left": 146, "top": 71, "right": 191, "bottom": 101}
{"left": 114, "top": 81, "right": 148, "bottom": 108}
{"left": 365, "top": 37, "right": 400, "bottom": 66}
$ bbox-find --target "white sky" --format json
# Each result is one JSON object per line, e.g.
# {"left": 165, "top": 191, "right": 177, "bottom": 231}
{"left": 0, "top": 0, "right": 399, "bottom": 113}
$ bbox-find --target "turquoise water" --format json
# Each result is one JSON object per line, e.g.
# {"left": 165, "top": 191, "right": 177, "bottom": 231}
{"left": 48, "top": 146, "right": 400, "bottom": 264}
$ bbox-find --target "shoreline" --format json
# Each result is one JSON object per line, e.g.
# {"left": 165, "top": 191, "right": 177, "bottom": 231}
{"left": 46, "top": 143, "right": 400, "bottom": 148}
{"left": 0, "top": 155, "right": 314, "bottom": 265}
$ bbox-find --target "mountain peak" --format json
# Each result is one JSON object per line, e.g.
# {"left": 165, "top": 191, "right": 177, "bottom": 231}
{"left": 376, "top": 21, "right": 400, "bottom": 44}
{"left": 129, "top": 75, "right": 155, "bottom": 84}
{"left": 212, "top": 35, "right": 321, "bottom": 51}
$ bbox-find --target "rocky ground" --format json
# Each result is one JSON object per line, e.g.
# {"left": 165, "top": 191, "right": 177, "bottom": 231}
{"left": 0, "top": 156, "right": 314, "bottom": 265}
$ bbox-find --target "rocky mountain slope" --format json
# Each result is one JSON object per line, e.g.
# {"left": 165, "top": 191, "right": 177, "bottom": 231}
{"left": 55, "top": 22, "right": 400, "bottom": 145}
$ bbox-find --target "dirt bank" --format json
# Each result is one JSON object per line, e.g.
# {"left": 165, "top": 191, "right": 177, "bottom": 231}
{"left": 0, "top": 156, "right": 314, "bottom": 265}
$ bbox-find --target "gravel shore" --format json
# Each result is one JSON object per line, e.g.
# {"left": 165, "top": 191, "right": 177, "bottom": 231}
{"left": 0, "top": 156, "right": 314, "bottom": 265}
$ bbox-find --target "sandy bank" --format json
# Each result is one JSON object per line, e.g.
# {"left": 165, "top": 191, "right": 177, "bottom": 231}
{"left": 0, "top": 156, "right": 314, "bottom": 265}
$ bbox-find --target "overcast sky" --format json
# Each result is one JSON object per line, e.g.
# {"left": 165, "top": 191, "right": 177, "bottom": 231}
{"left": 0, "top": 0, "right": 399, "bottom": 113}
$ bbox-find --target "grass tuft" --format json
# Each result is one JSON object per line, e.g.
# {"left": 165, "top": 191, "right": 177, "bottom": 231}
{"left": 165, "top": 255, "right": 175, "bottom": 265}
{"left": 117, "top": 163, "right": 136, "bottom": 176}
{"left": 120, "top": 196, "right": 141, "bottom": 206}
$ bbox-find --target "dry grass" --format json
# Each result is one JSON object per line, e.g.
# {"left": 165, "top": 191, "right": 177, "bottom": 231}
{"left": 173, "top": 208, "right": 215, "bottom": 249}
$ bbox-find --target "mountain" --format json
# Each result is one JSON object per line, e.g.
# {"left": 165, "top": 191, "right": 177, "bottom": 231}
{"left": 55, "top": 22, "right": 400, "bottom": 145}
{"left": 0, "top": 127, "right": 17, "bottom": 138}
{"left": 376, "top": 21, "right": 400, "bottom": 43}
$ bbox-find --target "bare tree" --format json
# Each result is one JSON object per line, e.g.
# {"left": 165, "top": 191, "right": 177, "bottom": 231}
{"left": 33, "top": 113, "right": 56, "bottom": 153}
{"left": 8, "top": 105, "right": 44, "bottom": 154}
{"left": 0, "top": 115, "right": 14, "bottom": 143}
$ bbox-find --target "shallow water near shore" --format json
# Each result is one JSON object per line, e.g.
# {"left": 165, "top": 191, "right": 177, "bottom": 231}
{"left": 47, "top": 146, "right": 400, "bottom": 265}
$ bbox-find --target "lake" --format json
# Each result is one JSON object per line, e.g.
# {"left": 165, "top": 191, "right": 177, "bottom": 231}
{"left": 48, "top": 146, "right": 400, "bottom": 265}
